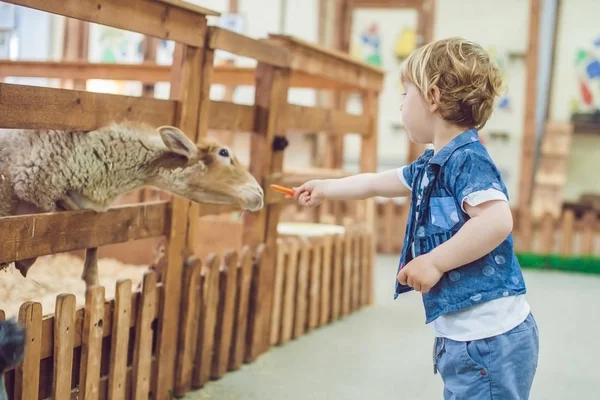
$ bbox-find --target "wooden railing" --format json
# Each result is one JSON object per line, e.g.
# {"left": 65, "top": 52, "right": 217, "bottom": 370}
{"left": 374, "top": 200, "right": 600, "bottom": 258}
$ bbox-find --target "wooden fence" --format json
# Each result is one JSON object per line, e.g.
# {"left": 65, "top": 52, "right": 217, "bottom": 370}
{"left": 0, "top": 228, "right": 372, "bottom": 399}
{"left": 0, "top": 1, "right": 383, "bottom": 399}
{"left": 375, "top": 200, "right": 600, "bottom": 258}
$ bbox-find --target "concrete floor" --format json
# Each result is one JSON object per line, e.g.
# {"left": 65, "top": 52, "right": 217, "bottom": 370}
{"left": 187, "top": 254, "right": 600, "bottom": 400}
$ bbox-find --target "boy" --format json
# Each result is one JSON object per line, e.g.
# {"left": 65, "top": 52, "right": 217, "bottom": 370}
{"left": 288, "top": 37, "right": 539, "bottom": 399}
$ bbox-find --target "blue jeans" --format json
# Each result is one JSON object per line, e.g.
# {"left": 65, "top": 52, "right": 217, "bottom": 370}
{"left": 433, "top": 313, "right": 539, "bottom": 399}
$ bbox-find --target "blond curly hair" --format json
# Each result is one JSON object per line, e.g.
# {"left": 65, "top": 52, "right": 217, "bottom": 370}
{"left": 400, "top": 37, "right": 504, "bottom": 130}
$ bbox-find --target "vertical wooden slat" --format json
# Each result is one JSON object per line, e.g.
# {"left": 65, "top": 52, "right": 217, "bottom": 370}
{"left": 582, "top": 211, "right": 596, "bottom": 255}
{"left": 15, "top": 302, "right": 42, "bottom": 400}
{"left": 541, "top": 213, "right": 554, "bottom": 255}
{"left": 244, "top": 244, "right": 268, "bottom": 363}
{"left": 132, "top": 272, "right": 157, "bottom": 400}
{"left": 53, "top": 294, "right": 76, "bottom": 400}
{"left": 359, "top": 91, "right": 379, "bottom": 235}
{"left": 341, "top": 232, "right": 353, "bottom": 315}
{"left": 193, "top": 254, "right": 220, "bottom": 388}
{"left": 293, "top": 238, "right": 311, "bottom": 339}
{"left": 79, "top": 286, "right": 105, "bottom": 400}
{"left": 211, "top": 251, "right": 239, "bottom": 379}
{"left": 331, "top": 234, "right": 344, "bottom": 320}
{"left": 560, "top": 209, "right": 575, "bottom": 256}
{"left": 280, "top": 239, "right": 299, "bottom": 344}
{"left": 383, "top": 200, "right": 395, "bottom": 253}
{"left": 270, "top": 239, "right": 287, "bottom": 346}
{"left": 109, "top": 280, "right": 132, "bottom": 400}
{"left": 319, "top": 235, "right": 333, "bottom": 326}
{"left": 156, "top": 40, "right": 207, "bottom": 400}
{"left": 351, "top": 234, "right": 361, "bottom": 310}
{"left": 242, "top": 62, "right": 291, "bottom": 359}
{"left": 362, "top": 232, "right": 373, "bottom": 306}
{"left": 174, "top": 257, "right": 202, "bottom": 397}
{"left": 229, "top": 247, "right": 253, "bottom": 371}
{"left": 307, "top": 237, "right": 322, "bottom": 332}
{"left": 520, "top": 209, "right": 534, "bottom": 252}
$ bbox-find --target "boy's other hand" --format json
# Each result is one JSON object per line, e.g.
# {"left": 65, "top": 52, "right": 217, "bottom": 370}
{"left": 286, "top": 179, "right": 325, "bottom": 207}
{"left": 397, "top": 253, "right": 443, "bottom": 294}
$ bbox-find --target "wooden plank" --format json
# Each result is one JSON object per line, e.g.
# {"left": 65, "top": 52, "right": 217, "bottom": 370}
{"left": 270, "top": 239, "right": 287, "bottom": 346}
{"left": 208, "top": 27, "right": 289, "bottom": 68}
{"left": 362, "top": 232, "right": 373, "bottom": 306}
{"left": 174, "top": 257, "right": 202, "bottom": 397}
{"left": 267, "top": 35, "right": 383, "bottom": 91}
{"left": 319, "top": 235, "right": 333, "bottom": 326}
{"left": 211, "top": 251, "right": 239, "bottom": 379}
{"left": 208, "top": 101, "right": 254, "bottom": 132}
{"left": 108, "top": 280, "right": 132, "bottom": 400}
{"left": 4, "top": 0, "right": 210, "bottom": 47}
{"left": 287, "top": 104, "right": 371, "bottom": 135}
{"left": 307, "top": 238, "right": 322, "bottom": 331}
{"left": 360, "top": 91, "right": 379, "bottom": 235}
{"left": 229, "top": 247, "right": 253, "bottom": 371}
{"left": 79, "top": 286, "right": 105, "bottom": 400}
{"left": 0, "top": 60, "right": 171, "bottom": 82}
{"left": 14, "top": 302, "right": 42, "bottom": 400}
{"left": 212, "top": 65, "right": 370, "bottom": 90}
{"left": 193, "top": 254, "right": 220, "bottom": 388}
{"left": 540, "top": 213, "right": 555, "bottom": 255}
{"left": 267, "top": 34, "right": 383, "bottom": 75}
{"left": 0, "top": 201, "right": 169, "bottom": 264}
{"left": 560, "top": 209, "right": 575, "bottom": 256}
{"left": 331, "top": 234, "right": 344, "bottom": 320}
{"left": 352, "top": 234, "right": 361, "bottom": 310}
{"left": 382, "top": 201, "right": 395, "bottom": 253}
{"left": 243, "top": 63, "right": 291, "bottom": 359}
{"left": 519, "top": 209, "right": 534, "bottom": 253}
{"left": 341, "top": 233, "right": 352, "bottom": 315}
{"left": 0, "top": 82, "right": 176, "bottom": 131}
{"left": 243, "top": 244, "right": 267, "bottom": 363}
{"left": 293, "top": 239, "right": 310, "bottom": 339}
{"left": 132, "top": 272, "right": 157, "bottom": 400}
{"left": 156, "top": 44, "right": 204, "bottom": 400}
{"left": 280, "top": 239, "right": 299, "bottom": 344}
{"left": 518, "top": 0, "right": 541, "bottom": 210}
{"left": 53, "top": 294, "right": 76, "bottom": 400}
{"left": 581, "top": 211, "right": 596, "bottom": 255}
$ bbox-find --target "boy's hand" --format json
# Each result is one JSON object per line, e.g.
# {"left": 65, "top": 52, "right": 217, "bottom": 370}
{"left": 397, "top": 253, "right": 443, "bottom": 294}
{"left": 287, "top": 180, "right": 325, "bottom": 207}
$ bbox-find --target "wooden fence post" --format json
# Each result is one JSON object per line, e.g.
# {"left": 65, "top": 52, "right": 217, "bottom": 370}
{"left": 360, "top": 90, "right": 379, "bottom": 304}
{"left": 242, "top": 62, "right": 291, "bottom": 361}
{"left": 155, "top": 36, "right": 209, "bottom": 399}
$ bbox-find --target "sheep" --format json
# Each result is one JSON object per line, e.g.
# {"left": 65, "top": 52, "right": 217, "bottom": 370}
{"left": 0, "top": 122, "right": 264, "bottom": 288}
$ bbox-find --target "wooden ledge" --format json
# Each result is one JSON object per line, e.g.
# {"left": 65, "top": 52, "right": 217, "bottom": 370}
{"left": 4, "top": 0, "right": 211, "bottom": 47}
{"left": 208, "top": 27, "right": 290, "bottom": 68}
{"left": 0, "top": 201, "right": 170, "bottom": 264}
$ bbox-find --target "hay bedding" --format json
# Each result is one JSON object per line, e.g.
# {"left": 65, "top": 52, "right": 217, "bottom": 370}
{"left": 0, "top": 254, "right": 148, "bottom": 318}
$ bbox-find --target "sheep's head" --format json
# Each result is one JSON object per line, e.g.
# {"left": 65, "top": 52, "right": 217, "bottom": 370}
{"left": 149, "top": 126, "right": 264, "bottom": 212}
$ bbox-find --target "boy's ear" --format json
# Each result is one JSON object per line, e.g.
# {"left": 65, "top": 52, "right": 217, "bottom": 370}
{"left": 427, "top": 85, "right": 441, "bottom": 112}
{"left": 158, "top": 126, "right": 198, "bottom": 159}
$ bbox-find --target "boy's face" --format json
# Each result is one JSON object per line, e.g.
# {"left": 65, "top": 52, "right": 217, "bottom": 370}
{"left": 401, "top": 81, "right": 434, "bottom": 144}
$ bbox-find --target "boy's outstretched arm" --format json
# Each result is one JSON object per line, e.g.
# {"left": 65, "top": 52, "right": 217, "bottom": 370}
{"left": 290, "top": 169, "right": 410, "bottom": 206}
{"left": 398, "top": 199, "right": 513, "bottom": 293}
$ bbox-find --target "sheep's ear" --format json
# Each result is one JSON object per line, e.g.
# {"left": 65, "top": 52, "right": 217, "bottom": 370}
{"left": 158, "top": 126, "right": 197, "bottom": 159}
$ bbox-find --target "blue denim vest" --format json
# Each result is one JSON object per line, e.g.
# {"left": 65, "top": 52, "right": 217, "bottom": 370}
{"left": 395, "top": 128, "right": 527, "bottom": 323}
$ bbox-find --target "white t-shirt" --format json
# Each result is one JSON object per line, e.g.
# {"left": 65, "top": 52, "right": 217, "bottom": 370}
{"left": 397, "top": 167, "right": 530, "bottom": 341}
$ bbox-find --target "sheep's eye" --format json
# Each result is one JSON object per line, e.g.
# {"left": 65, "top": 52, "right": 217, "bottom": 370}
{"left": 218, "top": 148, "right": 229, "bottom": 158}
